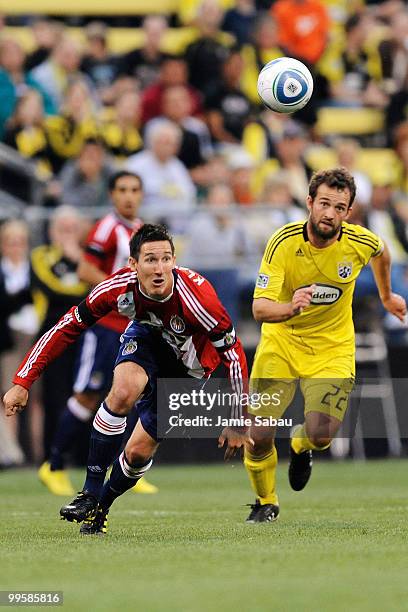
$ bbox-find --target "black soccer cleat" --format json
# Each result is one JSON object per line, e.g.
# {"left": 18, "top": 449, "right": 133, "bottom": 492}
{"left": 246, "top": 499, "right": 280, "bottom": 523}
{"left": 60, "top": 491, "right": 98, "bottom": 523}
{"left": 80, "top": 506, "right": 109, "bottom": 536}
{"left": 288, "top": 446, "right": 313, "bottom": 491}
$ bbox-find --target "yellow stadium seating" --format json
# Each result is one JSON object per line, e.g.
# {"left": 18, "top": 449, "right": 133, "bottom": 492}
{"left": 305, "top": 145, "right": 400, "bottom": 185}
{"left": 1, "top": 0, "right": 179, "bottom": 15}
{"left": 316, "top": 107, "right": 385, "bottom": 137}
{"left": 2, "top": 26, "right": 234, "bottom": 55}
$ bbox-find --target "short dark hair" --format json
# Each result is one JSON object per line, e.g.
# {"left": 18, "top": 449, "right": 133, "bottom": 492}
{"left": 129, "top": 223, "right": 175, "bottom": 260}
{"left": 308, "top": 167, "right": 356, "bottom": 208}
{"left": 108, "top": 171, "right": 143, "bottom": 192}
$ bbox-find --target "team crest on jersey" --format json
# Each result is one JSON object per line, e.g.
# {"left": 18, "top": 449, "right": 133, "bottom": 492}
{"left": 170, "top": 315, "right": 186, "bottom": 333}
{"left": 122, "top": 339, "right": 138, "bottom": 355}
{"left": 337, "top": 262, "right": 353, "bottom": 279}
{"left": 224, "top": 331, "right": 236, "bottom": 346}
{"left": 256, "top": 274, "right": 269, "bottom": 289}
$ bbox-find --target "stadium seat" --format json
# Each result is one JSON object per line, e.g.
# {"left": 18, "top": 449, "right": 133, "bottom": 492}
{"left": 3, "top": 0, "right": 179, "bottom": 14}
{"left": 305, "top": 145, "right": 399, "bottom": 185}
{"left": 2, "top": 26, "right": 233, "bottom": 56}
{"left": 316, "top": 107, "right": 385, "bottom": 137}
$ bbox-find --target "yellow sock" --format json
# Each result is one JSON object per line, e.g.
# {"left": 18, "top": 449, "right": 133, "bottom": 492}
{"left": 244, "top": 446, "right": 279, "bottom": 506}
{"left": 291, "top": 424, "right": 331, "bottom": 454}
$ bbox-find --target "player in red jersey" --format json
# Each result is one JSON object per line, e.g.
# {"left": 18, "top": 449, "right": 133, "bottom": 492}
{"left": 38, "top": 171, "right": 157, "bottom": 496}
{"left": 3, "top": 224, "right": 251, "bottom": 534}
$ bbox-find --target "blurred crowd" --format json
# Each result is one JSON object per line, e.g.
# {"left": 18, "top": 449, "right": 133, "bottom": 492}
{"left": 3, "top": 0, "right": 408, "bottom": 464}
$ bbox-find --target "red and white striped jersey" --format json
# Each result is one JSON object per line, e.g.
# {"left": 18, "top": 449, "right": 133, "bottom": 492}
{"left": 14, "top": 267, "right": 248, "bottom": 406}
{"left": 83, "top": 211, "right": 143, "bottom": 333}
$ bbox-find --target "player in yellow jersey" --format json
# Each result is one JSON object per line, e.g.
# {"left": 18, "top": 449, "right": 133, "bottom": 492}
{"left": 244, "top": 167, "right": 407, "bottom": 523}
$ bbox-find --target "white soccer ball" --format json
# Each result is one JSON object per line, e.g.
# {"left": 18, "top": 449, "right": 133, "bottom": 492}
{"left": 257, "top": 57, "right": 314, "bottom": 114}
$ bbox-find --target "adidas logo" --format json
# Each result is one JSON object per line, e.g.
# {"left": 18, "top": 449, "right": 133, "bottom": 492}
{"left": 296, "top": 248, "right": 304, "bottom": 256}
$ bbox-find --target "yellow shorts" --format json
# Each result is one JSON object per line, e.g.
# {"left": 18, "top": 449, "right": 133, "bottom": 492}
{"left": 249, "top": 331, "right": 355, "bottom": 422}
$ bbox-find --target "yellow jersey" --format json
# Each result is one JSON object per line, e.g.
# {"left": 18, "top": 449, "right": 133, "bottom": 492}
{"left": 254, "top": 221, "right": 384, "bottom": 351}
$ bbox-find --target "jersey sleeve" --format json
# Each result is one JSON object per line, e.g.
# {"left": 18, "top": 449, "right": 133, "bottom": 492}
{"left": 348, "top": 225, "right": 384, "bottom": 265}
{"left": 253, "top": 230, "right": 287, "bottom": 300}
{"left": 83, "top": 219, "right": 115, "bottom": 268}
{"left": 13, "top": 270, "right": 133, "bottom": 390}
{"left": 177, "top": 269, "right": 249, "bottom": 424}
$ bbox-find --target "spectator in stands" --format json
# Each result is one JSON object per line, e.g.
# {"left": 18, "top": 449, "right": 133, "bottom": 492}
{"left": 183, "top": 182, "right": 254, "bottom": 323}
{"left": 222, "top": 0, "right": 257, "bottom": 46}
{"left": 118, "top": 15, "right": 168, "bottom": 90}
{"left": 0, "top": 37, "right": 55, "bottom": 137}
{"left": 155, "top": 84, "right": 211, "bottom": 172}
{"left": 141, "top": 56, "right": 202, "bottom": 125}
{"left": 0, "top": 220, "right": 36, "bottom": 464}
{"left": 240, "top": 13, "right": 284, "bottom": 105}
{"left": 249, "top": 170, "right": 306, "bottom": 252}
{"left": 335, "top": 138, "right": 373, "bottom": 207}
{"left": 329, "top": 12, "right": 388, "bottom": 109}
{"left": 126, "top": 119, "right": 196, "bottom": 220}
{"left": 206, "top": 49, "right": 253, "bottom": 145}
{"left": 30, "top": 206, "right": 89, "bottom": 460}
{"left": 59, "top": 138, "right": 113, "bottom": 209}
{"left": 228, "top": 148, "right": 256, "bottom": 205}
{"left": 271, "top": 0, "right": 330, "bottom": 65}
{"left": 29, "top": 36, "right": 89, "bottom": 110}
{"left": 274, "top": 121, "right": 311, "bottom": 206}
{"left": 355, "top": 172, "right": 408, "bottom": 315}
{"left": 3, "top": 89, "right": 52, "bottom": 179}
{"left": 393, "top": 122, "right": 408, "bottom": 196}
{"left": 184, "top": 0, "right": 233, "bottom": 97}
{"left": 81, "top": 21, "right": 118, "bottom": 99}
{"left": 45, "top": 78, "right": 99, "bottom": 174}
{"left": 379, "top": 9, "right": 408, "bottom": 96}
{"left": 24, "top": 18, "right": 63, "bottom": 72}
{"left": 100, "top": 90, "right": 143, "bottom": 163}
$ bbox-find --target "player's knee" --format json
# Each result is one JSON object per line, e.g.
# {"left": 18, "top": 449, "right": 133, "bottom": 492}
{"left": 308, "top": 434, "right": 332, "bottom": 449}
{"left": 250, "top": 437, "right": 274, "bottom": 457}
{"left": 125, "top": 441, "right": 152, "bottom": 466}
{"left": 105, "top": 385, "right": 137, "bottom": 414}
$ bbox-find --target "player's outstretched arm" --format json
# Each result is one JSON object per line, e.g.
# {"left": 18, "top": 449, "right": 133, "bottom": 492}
{"left": 253, "top": 285, "right": 316, "bottom": 323}
{"left": 371, "top": 245, "right": 407, "bottom": 322}
{"left": 3, "top": 385, "right": 28, "bottom": 416}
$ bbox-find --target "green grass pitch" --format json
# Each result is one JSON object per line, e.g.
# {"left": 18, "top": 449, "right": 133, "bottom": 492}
{"left": 1, "top": 460, "right": 408, "bottom": 611}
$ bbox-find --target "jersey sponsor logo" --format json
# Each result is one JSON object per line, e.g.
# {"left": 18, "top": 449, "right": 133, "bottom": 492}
{"left": 310, "top": 283, "right": 343, "bottom": 305}
{"left": 256, "top": 273, "right": 269, "bottom": 289}
{"left": 122, "top": 339, "right": 138, "bottom": 355}
{"left": 170, "top": 314, "right": 186, "bottom": 334}
{"left": 295, "top": 248, "right": 304, "bottom": 256}
{"left": 337, "top": 262, "right": 353, "bottom": 279}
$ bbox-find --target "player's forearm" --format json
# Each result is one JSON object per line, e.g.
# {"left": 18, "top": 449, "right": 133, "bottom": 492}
{"left": 12, "top": 306, "right": 86, "bottom": 390}
{"left": 252, "top": 298, "right": 295, "bottom": 323}
{"left": 77, "top": 258, "right": 107, "bottom": 286}
{"left": 370, "top": 245, "right": 392, "bottom": 301}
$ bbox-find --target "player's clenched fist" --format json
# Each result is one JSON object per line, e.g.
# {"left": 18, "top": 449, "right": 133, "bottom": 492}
{"left": 292, "top": 284, "right": 316, "bottom": 315}
{"left": 2, "top": 385, "right": 28, "bottom": 416}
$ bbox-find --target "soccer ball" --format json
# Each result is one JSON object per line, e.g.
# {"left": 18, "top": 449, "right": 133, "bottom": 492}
{"left": 257, "top": 57, "right": 313, "bottom": 114}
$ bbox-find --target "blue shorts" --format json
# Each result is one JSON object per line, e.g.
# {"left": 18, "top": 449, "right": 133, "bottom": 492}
{"left": 115, "top": 321, "right": 197, "bottom": 441}
{"left": 73, "top": 324, "right": 121, "bottom": 394}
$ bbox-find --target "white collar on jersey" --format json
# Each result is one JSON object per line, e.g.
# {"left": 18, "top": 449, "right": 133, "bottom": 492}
{"left": 138, "top": 273, "right": 175, "bottom": 302}
{"left": 113, "top": 210, "right": 139, "bottom": 230}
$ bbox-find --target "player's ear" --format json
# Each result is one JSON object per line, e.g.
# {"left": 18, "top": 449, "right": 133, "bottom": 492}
{"left": 306, "top": 195, "right": 313, "bottom": 212}
{"left": 128, "top": 256, "right": 137, "bottom": 271}
{"left": 345, "top": 205, "right": 353, "bottom": 219}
